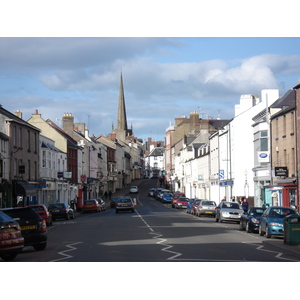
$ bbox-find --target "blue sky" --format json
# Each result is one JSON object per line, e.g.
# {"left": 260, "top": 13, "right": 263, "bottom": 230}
{"left": 1, "top": 2, "right": 300, "bottom": 142}
{"left": 1, "top": 37, "right": 300, "bottom": 142}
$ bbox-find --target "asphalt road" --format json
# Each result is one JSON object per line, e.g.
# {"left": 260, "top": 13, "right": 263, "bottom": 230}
{"left": 8, "top": 179, "right": 300, "bottom": 262}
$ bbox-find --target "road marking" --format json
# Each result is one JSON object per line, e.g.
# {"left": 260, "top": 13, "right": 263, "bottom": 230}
{"left": 50, "top": 242, "right": 82, "bottom": 262}
{"left": 243, "top": 242, "right": 299, "bottom": 262}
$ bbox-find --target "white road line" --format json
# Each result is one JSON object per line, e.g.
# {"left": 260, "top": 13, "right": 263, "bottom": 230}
{"left": 243, "top": 242, "right": 299, "bottom": 262}
{"left": 50, "top": 242, "right": 82, "bottom": 262}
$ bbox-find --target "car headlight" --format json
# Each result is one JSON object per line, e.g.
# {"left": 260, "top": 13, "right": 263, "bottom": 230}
{"left": 269, "top": 222, "right": 282, "bottom": 227}
{"left": 222, "top": 212, "right": 230, "bottom": 217}
{"left": 250, "top": 217, "right": 259, "bottom": 224}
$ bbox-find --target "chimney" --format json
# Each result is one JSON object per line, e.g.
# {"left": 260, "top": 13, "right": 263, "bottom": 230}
{"left": 62, "top": 113, "right": 74, "bottom": 133}
{"left": 15, "top": 110, "right": 22, "bottom": 119}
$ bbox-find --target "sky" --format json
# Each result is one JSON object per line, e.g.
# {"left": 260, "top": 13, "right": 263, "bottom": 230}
{"left": 1, "top": 36, "right": 300, "bottom": 142}
{"left": 1, "top": 2, "right": 300, "bottom": 142}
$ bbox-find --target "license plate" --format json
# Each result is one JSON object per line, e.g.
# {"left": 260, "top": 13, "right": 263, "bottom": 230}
{"left": 205, "top": 211, "right": 212, "bottom": 214}
{"left": 3, "top": 228, "right": 16, "bottom": 233}
{"left": 230, "top": 215, "right": 238, "bottom": 218}
{"left": 52, "top": 210, "right": 59, "bottom": 212}
{"left": 121, "top": 204, "right": 129, "bottom": 207}
{"left": 21, "top": 225, "right": 36, "bottom": 230}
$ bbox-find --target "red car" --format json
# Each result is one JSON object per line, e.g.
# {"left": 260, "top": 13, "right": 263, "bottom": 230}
{"left": 171, "top": 192, "right": 186, "bottom": 208}
{"left": 27, "top": 204, "right": 53, "bottom": 226}
{"left": 82, "top": 199, "right": 101, "bottom": 213}
{"left": 0, "top": 211, "right": 24, "bottom": 261}
{"left": 175, "top": 197, "right": 189, "bottom": 209}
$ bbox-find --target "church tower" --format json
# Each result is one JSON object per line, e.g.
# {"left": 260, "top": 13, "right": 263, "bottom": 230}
{"left": 114, "top": 72, "right": 132, "bottom": 141}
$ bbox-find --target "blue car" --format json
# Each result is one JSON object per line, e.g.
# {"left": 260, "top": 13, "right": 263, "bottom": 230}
{"left": 161, "top": 193, "right": 173, "bottom": 203}
{"left": 259, "top": 206, "right": 298, "bottom": 238}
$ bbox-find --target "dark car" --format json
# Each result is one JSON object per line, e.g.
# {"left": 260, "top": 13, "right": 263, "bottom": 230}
{"left": 111, "top": 196, "right": 122, "bottom": 208}
{"left": 0, "top": 211, "right": 24, "bottom": 261}
{"left": 0, "top": 207, "right": 47, "bottom": 251}
{"left": 48, "top": 203, "right": 75, "bottom": 221}
{"left": 240, "top": 207, "right": 266, "bottom": 233}
{"left": 27, "top": 204, "right": 53, "bottom": 226}
{"left": 115, "top": 197, "right": 135, "bottom": 213}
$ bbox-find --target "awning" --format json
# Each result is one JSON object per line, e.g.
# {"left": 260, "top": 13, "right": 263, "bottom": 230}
{"left": 15, "top": 181, "right": 37, "bottom": 197}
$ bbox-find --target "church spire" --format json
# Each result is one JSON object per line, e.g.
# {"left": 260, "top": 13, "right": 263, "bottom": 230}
{"left": 117, "top": 72, "right": 128, "bottom": 132}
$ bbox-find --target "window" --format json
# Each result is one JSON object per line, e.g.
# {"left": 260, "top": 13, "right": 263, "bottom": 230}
{"left": 260, "top": 130, "right": 268, "bottom": 151}
{"left": 42, "top": 151, "right": 46, "bottom": 167}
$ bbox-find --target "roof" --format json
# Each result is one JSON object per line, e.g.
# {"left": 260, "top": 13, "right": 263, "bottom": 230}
{"left": 0, "top": 106, "right": 40, "bottom": 132}
{"left": 46, "top": 119, "right": 79, "bottom": 148}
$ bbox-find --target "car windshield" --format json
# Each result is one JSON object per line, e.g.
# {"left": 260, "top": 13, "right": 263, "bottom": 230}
{"left": 119, "top": 198, "right": 132, "bottom": 203}
{"left": 0, "top": 212, "right": 16, "bottom": 223}
{"left": 2, "top": 208, "right": 38, "bottom": 219}
{"left": 30, "top": 206, "right": 45, "bottom": 211}
{"left": 269, "top": 208, "right": 296, "bottom": 218}
{"left": 222, "top": 202, "right": 240, "bottom": 209}
{"left": 202, "top": 201, "right": 216, "bottom": 206}
{"left": 85, "top": 200, "right": 95, "bottom": 205}
{"left": 49, "top": 204, "right": 64, "bottom": 209}
{"left": 250, "top": 208, "right": 265, "bottom": 216}
{"left": 164, "top": 194, "right": 172, "bottom": 197}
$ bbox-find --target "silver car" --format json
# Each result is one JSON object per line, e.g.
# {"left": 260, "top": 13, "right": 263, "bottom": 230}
{"left": 215, "top": 201, "right": 243, "bottom": 223}
{"left": 196, "top": 200, "right": 217, "bottom": 217}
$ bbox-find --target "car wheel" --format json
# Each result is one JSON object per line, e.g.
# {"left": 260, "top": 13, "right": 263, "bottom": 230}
{"left": 132, "top": 209, "right": 134, "bottom": 213}
{"left": 246, "top": 222, "right": 252, "bottom": 233}
{"left": 33, "top": 243, "right": 47, "bottom": 251}
{"left": 0, "top": 253, "right": 18, "bottom": 261}
{"left": 239, "top": 221, "right": 244, "bottom": 230}
{"left": 259, "top": 225, "right": 264, "bottom": 236}
{"left": 116, "top": 210, "right": 119, "bottom": 213}
{"left": 265, "top": 226, "right": 271, "bottom": 238}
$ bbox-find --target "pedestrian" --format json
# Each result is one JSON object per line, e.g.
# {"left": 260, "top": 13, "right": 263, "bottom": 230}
{"left": 221, "top": 195, "right": 226, "bottom": 202}
{"left": 108, "top": 190, "right": 112, "bottom": 200}
{"left": 231, "top": 196, "right": 236, "bottom": 202}
{"left": 104, "top": 191, "right": 108, "bottom": 200}
{"left": 241, "top": 197, "right": 249, "bottom": 212}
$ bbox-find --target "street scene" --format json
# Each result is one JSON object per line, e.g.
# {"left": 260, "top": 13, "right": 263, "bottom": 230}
{"left": 1, "top": 34, "right": 300, "bottom": 300}
{"left": 7, "top": 179, "right": 300, "bottom": 263}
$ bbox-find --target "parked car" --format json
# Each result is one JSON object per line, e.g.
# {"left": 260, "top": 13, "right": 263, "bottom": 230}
{"left": 175, "top": 197, "right": 189, "bottom": 209}
{"left": 82, "top": 199, "right": 101, "bottom": 213}
{"left": 196, "top": 200, "right": 217, "bottom": 217}
{"left": 157, "top": 189, "right": 169, "bottom": 201}
{"left": 161, "top": 193, "right": 173, "bottom": 203}
{"left": 186, "top": 199, "right": 196, "bottom": 214}
{"left": 148, "top": 188, "right": 156, "bottom": 197}
{"left": 215, "top": 201, "right": 243, "bottom": 223}
{"left": 240, "top": 207, "right": 266, "bottom": 233}
{"left": 0, "top": 211, "right": 24, "bottom": 261}
{"left": 0, "top": 207, "right": 47, "bottom": 251}
{"left": 48, "top": 203, "right": 75, "bottom": 220}
{"left": 111, "top": 196, "right": 121, "bottom": 208}
{"left": 129, "top": 186, "right": 138, "bottom": 193}
{"left": 115, "top": 197, "right": 135, "bottom": 213}
{"left": 259, "top": 206, "right": 298, "bottom": 238}
{"left": 153, "top": 188, "right": 163, "bottom": 199}
{"left": 27, "top": 204, "right": 53, "bottom": 226}
{"left": 190, "top": 199, "right": 201, "bottom": 215}
{"left": 96, "top": 198, "right": 106, "bottom": 211}
{"left": 172, "top": 192, "right": 186, "bottom": 208}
